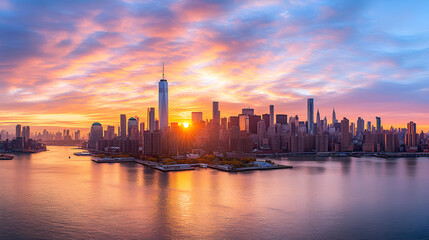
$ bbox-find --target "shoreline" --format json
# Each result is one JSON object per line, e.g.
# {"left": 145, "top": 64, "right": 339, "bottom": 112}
{"left": 91, "top": 157, "right": 293, "bottom": 172}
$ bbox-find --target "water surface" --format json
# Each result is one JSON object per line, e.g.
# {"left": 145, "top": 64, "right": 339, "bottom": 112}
{"left": 1, "top": 146, "right": 429, "bottom": 239}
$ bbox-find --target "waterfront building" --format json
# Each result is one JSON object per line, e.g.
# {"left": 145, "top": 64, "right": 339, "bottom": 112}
{"left": 89, "top": 122, "right": 103, "bottom": 150}
{"left": 159, "top": 63, "right": 169, "bottom": 131}
{"left": 406, "top": 121, "right": 419, "bottom": 149}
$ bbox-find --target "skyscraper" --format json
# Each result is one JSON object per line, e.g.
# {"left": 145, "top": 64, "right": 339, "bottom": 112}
{"left": 316, "top": 108, "right": 321, "bottom": 133}
{"left": 16, "top": 124, "right": 21, "bottom": 138}
{"left": 128, "top": 117, "right": 139, "bottom": 140}
{"left": 406, "top": 121, "right": 418, "bottom": 147}
{"left": 212, "top": 101, "right": 220, "bottom": 125}
{"left": 239, "top": 114, "right": 249, "bottom": 132}
{"left": 269, "top": 105, "right": 274, "bottom": 126}
{"left": 341, "top": 117, "right": 351, "bottom": 151}
{"left": 147, "top": 108, "right": 155, "bottom": 132}
{"left": 332, "top": 107, "right": 337, "bottom": 124}
{"left": 367, "top": 121, "right": 372, "bottom": 132}
{"left": 89, "top": 122, "right": 103, "bottom": 150}
{"left": 307, "top": 98, "right": 314, "bottom": 135}
{"left": 159, "top": 63, "right": 169, "bottom": 131}
{"left": 105, "top": 126, "right": 114, "bottom": 140}
{"left": 120, "top": 114, "right": 127, "bottom": 138}
{"left": 376, "top": 117, "right": 381, "bottom": 132}
{"left": 357, "top": 117, "right": 365, "bottom": 136}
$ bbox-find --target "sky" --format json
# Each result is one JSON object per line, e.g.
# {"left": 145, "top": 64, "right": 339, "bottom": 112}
{"left": 0, "top": 0, "right": 428, "bottom": 134}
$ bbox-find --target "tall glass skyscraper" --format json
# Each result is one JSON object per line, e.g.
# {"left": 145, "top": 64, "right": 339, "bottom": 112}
{"left": 159, "top": 63, "right": 168, "bottom": 131}
{"left": 147, "top": 107, "right": 155, "bottom": 132}
{"left": 120, "top": 114, "right": 126, "bottom": 138}
{"left": 307, "top": 98, "right": 314, "bottom": 135}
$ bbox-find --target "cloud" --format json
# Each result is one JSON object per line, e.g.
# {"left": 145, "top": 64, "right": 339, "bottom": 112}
{"left": 0, "top": 0, "right": 428, "bottom": 131}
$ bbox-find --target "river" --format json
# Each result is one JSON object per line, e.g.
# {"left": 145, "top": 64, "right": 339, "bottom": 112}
{"left": 0, "top": 146, "right": 428, "bottom": 239}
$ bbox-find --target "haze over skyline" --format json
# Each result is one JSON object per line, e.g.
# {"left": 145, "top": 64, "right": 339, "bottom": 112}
{"left": 1, "top": 0, "right": 428, "bottom": 131}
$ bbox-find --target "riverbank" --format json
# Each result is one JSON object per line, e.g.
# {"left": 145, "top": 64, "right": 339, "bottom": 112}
{"left": 256, "top": 152, "right": 429, "bottom": 158}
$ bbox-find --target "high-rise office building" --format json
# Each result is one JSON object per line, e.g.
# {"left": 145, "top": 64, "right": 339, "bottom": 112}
{"left": 120, "top": 114, "right": 126, "bottom": 138}
{"left": 159, "top": 63, "right": 169, "bottom": 130}
{"left": 128, "top": 117, "right": 139, "bottom": 140}
{"left": 212, "top": 101, "right": 220, "bottom": 125}
{"left": 89, "top": 122, "right": 103, "bottom": 150}
{"left": 307, "top": 98, "right": 314, "bottom": 135}
{"left": 16, "top": 124, "right": 21, "bottom": 138}
{"left": 376, "top": 117, "right": 381, "bottom": 132}
{"left": 316, "top": 109, "right": 321, "bottom": 133}
{"left": 106, "top": 126, "right": 115, "bottom": 140}
{"left": 242, "top": 108, "right": 254, "bottom": 116}
{"left": 357, "top": 117, "right": 365, "bottom": 136}
{"left": 367, "top": 121, "right": 372, "bottom": 132}
{"left": 239, "top": 114, "right": 249, "bottom": 132}
{"left": 276, "top": 114, "right": 288, "bottom": 125}
{"left": 341, "top": 117, "right": 351, "bottom": 151}
{"left": 406, "top": 121, "right": 418, "bottom": 147}
{"left": 192, "top": 112, "right": 203, "bottom": 124}
{"left": 350, "top": 122, "right": 355, "bottom": 137}
{"left": 75, "top": 130, "right": 80, "bottom": 141}
{"left": 249, "top": 115, "right": 261, "bottom": 134}
{"left": 220, "top": 117, "right": 228, "bottom": 130}
{"left": 323, "top": 116, "right": 328, "bottom": 131}
{"left": 269, "top": 105, "right": 274, "bottom": 126}
{"left": 262, "top": 114, "right": 270, "bottom": 130}
{"left": 332, "top": 108, "right": 337, "bottom": 124}
{"left": 228, "top": 116, "right": 239, "bottom": 129}
{"left": 147, "top": 108, "right": 155, "bottom": 132}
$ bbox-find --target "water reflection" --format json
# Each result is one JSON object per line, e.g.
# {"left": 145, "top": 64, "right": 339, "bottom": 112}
{"left": 405, "top": 158, "right": 418, "bottom": 177}
{"left": 0, "top": 146, "right": 428, "bottom": 240}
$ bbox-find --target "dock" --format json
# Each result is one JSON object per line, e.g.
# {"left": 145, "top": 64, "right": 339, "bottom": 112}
{"left": 92, "top": 157, "right": 292, "bottom": 173}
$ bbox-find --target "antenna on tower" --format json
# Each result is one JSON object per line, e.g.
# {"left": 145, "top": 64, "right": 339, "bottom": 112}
{"left": 162, "top": 62, "right": 165, "bottom": 79}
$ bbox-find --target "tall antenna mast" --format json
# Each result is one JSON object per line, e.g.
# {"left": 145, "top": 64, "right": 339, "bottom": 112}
{"left": 162, "top": 62, "right": 165, "bottom": 79}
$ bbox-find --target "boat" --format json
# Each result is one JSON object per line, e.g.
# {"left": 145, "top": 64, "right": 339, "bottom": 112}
{"left": 74, "top": 151, "right": 92, "bottom": 156}
{"left": 0, "top": 154, "right": 14, "bottom": 160}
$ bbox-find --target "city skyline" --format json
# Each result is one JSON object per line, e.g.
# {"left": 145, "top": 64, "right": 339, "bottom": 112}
{"left": 0, "top": 0, "right": 428, "bottom": 131}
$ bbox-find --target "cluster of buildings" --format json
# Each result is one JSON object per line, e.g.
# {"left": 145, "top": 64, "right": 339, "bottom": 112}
{"left": 86, "top": 68, "right": 429, "bottom": 156}
{"left": 0, "top": 125, "right": 46, "bottom": 152}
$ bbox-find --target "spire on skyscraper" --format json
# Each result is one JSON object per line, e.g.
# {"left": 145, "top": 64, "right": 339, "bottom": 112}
{"left": 162, "top": 61, "right": 165, "bottom": 80}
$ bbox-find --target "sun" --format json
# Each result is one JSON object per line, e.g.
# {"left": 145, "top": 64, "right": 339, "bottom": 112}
{"left": 182, "top": 122, "right": 189, "bottom": 128}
